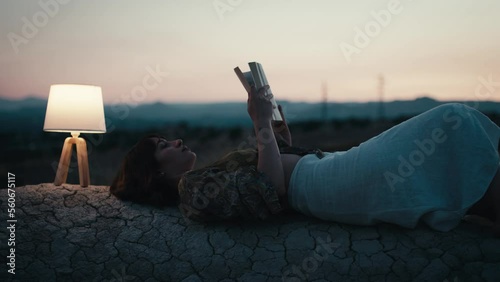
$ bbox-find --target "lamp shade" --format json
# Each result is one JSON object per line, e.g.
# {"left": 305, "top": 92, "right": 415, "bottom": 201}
{"left": 43, "top": 84, "right": 106, "bottom": 133}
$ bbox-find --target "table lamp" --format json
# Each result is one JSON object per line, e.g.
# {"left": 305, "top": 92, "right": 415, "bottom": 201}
{"left": 43, "top": 84, "right": 106, "bottom": 187}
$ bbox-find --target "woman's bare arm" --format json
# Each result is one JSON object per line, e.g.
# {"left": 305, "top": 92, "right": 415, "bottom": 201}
{"left": 247, "top": 84, "right": 286, "bottom": 199}
{"left": 272, "top": 104, "right": 292, "bottom": 147}
{"left": 253, "top": 120, "right": 286, "bottom": 198}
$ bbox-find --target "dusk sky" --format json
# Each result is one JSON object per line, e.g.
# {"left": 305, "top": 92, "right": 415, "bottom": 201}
{"left": 1, "top": 0, "right": 499, "bottom": 104}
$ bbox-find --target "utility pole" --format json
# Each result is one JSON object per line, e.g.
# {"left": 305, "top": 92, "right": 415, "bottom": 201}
{"left": 321, "top": 81, "right": 328, "bottom": 123}
{"left": 378, "top": 74, "right": 385, "bottom": 121}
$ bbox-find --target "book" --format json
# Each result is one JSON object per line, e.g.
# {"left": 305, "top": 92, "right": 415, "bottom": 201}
{"left": 234, "top": 62, "right": 283, "bottom": 121}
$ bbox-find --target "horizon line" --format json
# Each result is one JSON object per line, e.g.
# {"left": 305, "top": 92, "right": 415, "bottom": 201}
{"left": 3, "top": 94, "right": 500, "bottom": 105}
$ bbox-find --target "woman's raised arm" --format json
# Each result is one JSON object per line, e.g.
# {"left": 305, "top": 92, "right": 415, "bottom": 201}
{"left": 272, "top": 104, "right": 292, "bottom": 147}
{"left": 247, "top": 86, "right": 286, "bottom": 198}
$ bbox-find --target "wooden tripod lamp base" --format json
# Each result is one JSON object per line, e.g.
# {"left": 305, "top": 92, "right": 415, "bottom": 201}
{"left": 43, "top": 84, "right": 106, "bottom": 187}
{"left": 54, "top": 132, "right": 90, "bottom": 187}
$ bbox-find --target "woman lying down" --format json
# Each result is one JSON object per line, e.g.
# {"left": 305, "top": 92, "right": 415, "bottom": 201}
{"left": 110, "top": 85, "right": 500, "bottom": 237}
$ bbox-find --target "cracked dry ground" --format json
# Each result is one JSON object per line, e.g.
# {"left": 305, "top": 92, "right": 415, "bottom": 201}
{"left": 1, "top": 184, "right": 499, "bottom": 282}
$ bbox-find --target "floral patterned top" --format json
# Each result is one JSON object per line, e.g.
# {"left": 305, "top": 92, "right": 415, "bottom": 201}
{"left": 177, "top": 148, "right": 281, "bottom": 222}
{"left": 177, "top": 142, "right": 324, "bottom": 222}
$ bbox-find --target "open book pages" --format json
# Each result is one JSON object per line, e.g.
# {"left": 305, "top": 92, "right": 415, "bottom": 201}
{"left": 234, "top": 62, "right": 283, "bottom": 121}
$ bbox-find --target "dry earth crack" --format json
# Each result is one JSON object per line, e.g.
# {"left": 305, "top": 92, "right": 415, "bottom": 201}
{"left": 1, "top": 184, "right": 499, "bottom": 281}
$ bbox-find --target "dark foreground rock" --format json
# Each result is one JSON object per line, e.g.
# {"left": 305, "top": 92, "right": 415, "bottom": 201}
{"left": 0, "top": 184, "right": 499, "bottom": 282}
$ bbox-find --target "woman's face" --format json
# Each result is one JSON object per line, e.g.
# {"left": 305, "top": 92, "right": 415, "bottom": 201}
{"left": 151, "top": 137, "right": 196, "bottom": 178}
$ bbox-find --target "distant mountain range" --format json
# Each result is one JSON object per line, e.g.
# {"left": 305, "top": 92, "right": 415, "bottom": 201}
{"left": 1, "top": 96, "right": 499, "bottom": 132}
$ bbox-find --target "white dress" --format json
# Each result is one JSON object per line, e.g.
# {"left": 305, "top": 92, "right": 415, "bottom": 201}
{"left": 288, "top": 103, "right": 500, "bottom": 232}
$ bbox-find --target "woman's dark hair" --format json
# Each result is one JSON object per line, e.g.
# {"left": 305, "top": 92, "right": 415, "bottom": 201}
{"left": 110, "top": 134, "right": 180, "bottom": 206}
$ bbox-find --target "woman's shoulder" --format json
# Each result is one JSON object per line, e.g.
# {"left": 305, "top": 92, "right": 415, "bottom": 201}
{"left": 222, "top": 147, "right": 259, "bottom": 161}
{"left": 179, "top": 148, "right": 258, "bottom": 185}
{"left": 201, "top": 147, "right": 259, "bottom": 169}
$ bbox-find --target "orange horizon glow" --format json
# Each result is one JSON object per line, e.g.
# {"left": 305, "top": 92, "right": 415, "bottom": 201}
{"left": 1, "top": 0, "right": 499, "bottom": 104}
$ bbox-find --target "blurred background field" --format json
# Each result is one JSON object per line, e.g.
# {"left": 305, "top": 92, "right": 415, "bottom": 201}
{"left": 2, "top": 0, "right": 500, "bottom": 189}
{"left": 1, "top": 97, "right": 499, "bottom": 187}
